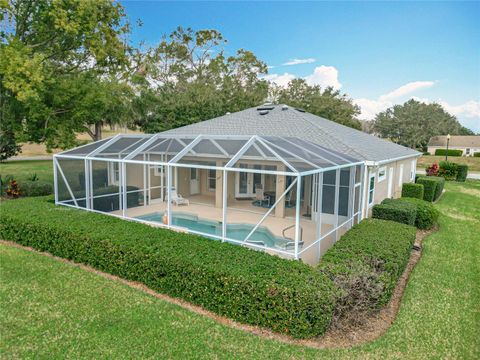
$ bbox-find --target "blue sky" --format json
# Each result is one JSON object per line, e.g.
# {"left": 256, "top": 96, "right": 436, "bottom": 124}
{"left": 121, "top": 1, "right": 480, "bottom": 132}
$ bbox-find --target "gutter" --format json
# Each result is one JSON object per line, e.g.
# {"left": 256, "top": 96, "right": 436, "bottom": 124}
{"left": 365, "top": 152, "right": 422, "bottom": 167}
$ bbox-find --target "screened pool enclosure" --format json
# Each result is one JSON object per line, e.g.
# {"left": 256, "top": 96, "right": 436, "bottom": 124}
{"left": 54, "top": 134, "right": 364, "bottom": 265}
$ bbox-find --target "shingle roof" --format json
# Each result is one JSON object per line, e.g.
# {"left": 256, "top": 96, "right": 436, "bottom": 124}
{"left": 164, "top": 105, "right": 420, "bottom": 162}
{"left": 428, "top": 135, "right": 480, "bottom": 147}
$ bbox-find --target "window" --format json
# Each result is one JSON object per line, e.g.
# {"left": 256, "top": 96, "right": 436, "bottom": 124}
{"left": 377, "top": 166, "right": 387, "bottom": 182}
{"left": 466, "top": 148, "right": 471, "bottom": 155}
{"left": 108, "top": 162, "right": 120, "bottom": 185}
{"left": 410, "top": 160, "right": 416, "bottom": 181}
{"left": 368, "top": 172, "right": 375, "bottom": 206}
{"left": 153, "top": 165, "right": 163, "bottom": 177}
{"left": 208, "top": 168, "right": 216, "bottom": 191}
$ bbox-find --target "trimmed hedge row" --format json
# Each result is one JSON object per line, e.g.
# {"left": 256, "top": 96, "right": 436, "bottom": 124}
{"left": 416, "top": 176, "right": 444, "bottom": 202}
{"left": 0, "top": 197, "right": 335, "bottom": 339}
{"left": 319, "top": 219, "right": 416, "bottom": 323}
{"left": 18, "top": 181, "right": 53, "bottom": 197}
{"left": 456, "top": 165, "right": 468, "bottom": 182}
{"left": 474, "top": 152, "right": 480, "bottom": 158}
{"left": 372, "top": 202, "right": 417, "bottom": 226}
{"left": 401, "top": 183, "right": 424, "bottom": 199}
{"left": 383, "top": 198, "right": 439, "bottom": 230}
{"left": 434, "top": 149, "right": 463, "bottom": 156}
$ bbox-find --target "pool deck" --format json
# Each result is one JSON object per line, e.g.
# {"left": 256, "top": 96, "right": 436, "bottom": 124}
{"left": 114, "top": 195, "right": 338, "bottom": 265}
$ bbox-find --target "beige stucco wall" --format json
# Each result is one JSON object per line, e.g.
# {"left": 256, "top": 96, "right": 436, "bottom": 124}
{"left": 363, "top": 157, "right": 418, "bottom": 218}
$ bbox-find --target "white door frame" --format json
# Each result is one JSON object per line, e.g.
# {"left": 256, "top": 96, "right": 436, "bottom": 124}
{"left": 189, "top": 168, "right": 200, "bottom": 195}
{"left": 235, "top": 163, "right": 264, "bottom": 198}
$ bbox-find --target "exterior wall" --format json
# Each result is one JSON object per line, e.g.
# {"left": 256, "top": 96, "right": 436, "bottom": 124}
{"left": 428, "top": 146, "right": 480, "bottom": 156}
{"left": 363, "top": 157, "right": 418, "bottom": 218}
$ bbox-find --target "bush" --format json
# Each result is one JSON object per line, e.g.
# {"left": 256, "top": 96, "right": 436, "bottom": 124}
{"left": 319, "top": 219, "right": 416, "bottom": 325}
{"left": 456, "top": 164, "right": 468, "bottom": 182}
{"left": 438, "top": 161, "right": 458, "bottom": 181}
{"left": 401, "top": 183, "right": 424, "bottom": 199}
{"left": 434, "top": 149, "right": 463, "bottom": 156}
{"left": 430, "top": 176, "right": 445, "bottom": 201}
{"left": 416, "top": 176, "right": 437, "bottom": 202}
{"left": 18, "top": 181, "right": 53, "bottom": 197}
{"left": 425, "top": 163, "right": 439, "bottom": 176}
{"left": 372, "top": 202, "right": 417, "bottom": 226}
{"left": 0, "top": 197, "right": 336, "bottom": 339}
{"left": 383, "top": 198, "right": 439, "bottom": 230}
{"left": 474, "top": 152, "right": 480, "bottom": 158}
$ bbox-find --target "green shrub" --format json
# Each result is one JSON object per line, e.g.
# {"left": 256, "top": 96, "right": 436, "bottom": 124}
{"left": 383, "top": 198, "right": 439, "bottom": 230}
{"left": 0, "top": 197, "right": 336, "bottom": 339}
{"left": 319, "top": 219, "right": 416, "bottom": 324}
{"left": 401, "top": 183, "right": 424, "bottom": 199}
{"left": 416, "top": 176, "right": 437, "bottom": 202}
{"left": 372, "top": 202, "right": 417, "bottom": 226}
{"left": 456, "top": 164, "right": 468, "bottom": 182}
{"left": 18, "top": 181, "right": 53, "bottom": 197}
{"left": 474, "top": 152, "right": 480, "bottom": 158}
{"left": 434, "top": 149, "right": 463, "bottom": 156}
{"left": 428, "top": 176, "right": 445, "bottom": 201}
{"left": 438, "top": 161, "right": 458, "bottom": 181}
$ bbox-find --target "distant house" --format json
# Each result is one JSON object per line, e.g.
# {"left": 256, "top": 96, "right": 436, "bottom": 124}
{"left": 428, "top": 136, "right": 480, "bottom": 157}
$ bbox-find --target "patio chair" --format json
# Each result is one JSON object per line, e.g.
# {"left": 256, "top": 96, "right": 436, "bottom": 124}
{"left": 285, "top": 189, "right": 295, "bottom": 207}
{"left": 255, "top": 184, "right": 270, "bottom": 207}
{"left": 170, "top": 187, "right": 189, "bottom": 206}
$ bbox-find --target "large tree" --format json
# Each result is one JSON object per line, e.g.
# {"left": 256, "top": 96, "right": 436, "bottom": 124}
{"left": 373, "top": 99, "right": 474, "bottom": 150}
{"left": 134, "top": 27, "right": 269, "bottom": 133}
{"left": 275, "top": 79, "right": 362, "bottom": 130}
{"left": 0, "top": 0, "right": 131, "bottom": 158}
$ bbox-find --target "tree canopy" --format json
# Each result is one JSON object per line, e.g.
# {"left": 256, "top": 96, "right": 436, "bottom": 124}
{"left": 274, "top": 79, "right": 362, "bottom": 130}
{"left": 372, "top": 99, "right": 474, "bottom": 150}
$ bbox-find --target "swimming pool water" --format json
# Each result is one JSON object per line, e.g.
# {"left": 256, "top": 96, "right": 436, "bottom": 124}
{"left": 135, "top": 212, "right": 290, "bottom": 249}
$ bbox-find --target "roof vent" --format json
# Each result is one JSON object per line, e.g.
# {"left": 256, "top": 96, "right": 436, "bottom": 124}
{"left": 282, "top": 105, "right": 288, "bottom": 111}
{"left": 259, "top": 110, "right": 269, "bottom": 115}
{"left": 226, "top": 112, "right": 231, "bottom": 115}
{"left": 257, "top": 105, "right": 275, "bottom": 111}
{"left": 295, "top": 107, "right": 306, "bottom": 113}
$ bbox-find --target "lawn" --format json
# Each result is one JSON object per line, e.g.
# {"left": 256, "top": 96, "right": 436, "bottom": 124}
{"left": 417, "top": 155, "right": 480, "bottom": 172}
{"left": 1, "top": 181, "right": 479, "bottom": 359}
{"left": 0, "top": 160, "right": 53, "bottom": 184}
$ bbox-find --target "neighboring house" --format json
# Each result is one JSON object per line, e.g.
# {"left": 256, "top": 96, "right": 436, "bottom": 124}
{"left": 54, "top": 104, "right": 420, "bottom": 265}
{"left": 428, "top": 135, "right": 480, "bottom": 156}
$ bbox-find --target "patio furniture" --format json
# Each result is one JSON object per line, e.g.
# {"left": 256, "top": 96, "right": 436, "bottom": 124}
{"left": 285, "top": 189, "right": 295, "bottom": 208}
{"left": 255, "top": 184, "right": 270, "bottom": 207}
{"left": 264, "top": 191, "right": 276, "bottom": 204}
{"left": 170, "top": 188, "right": 189, "bottom": 206}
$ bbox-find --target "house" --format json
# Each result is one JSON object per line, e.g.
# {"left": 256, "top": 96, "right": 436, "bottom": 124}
{"left": 54, "top": 104, "right": 420, "bottom": 265}
{"left": 427, "top": 135, "right": 480, "bottom": 157}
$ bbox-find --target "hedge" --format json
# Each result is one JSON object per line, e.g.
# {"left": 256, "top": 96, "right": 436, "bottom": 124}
{"left": 474, "top": 152, "right": 480, "bottom": 158}
{"left": 383, "top": 198, "right": 439, "bottom": 229}
{"left": 456, "top": 164, "right": 468, "bottom": 182}
{"left": 0, "top": 197, "right": 336, "bottom": 339}
{"left": 319, "top": 219, "right": 416, "bottom": 324}
{"left": 429, "top": 176, "right": 445, "bottom": 201}
{"left": 18, "top": 181, "right": 53, "bottom": 197}
{"left": 416, "top": 176, "right": 437, "bottom": 202}
{"left": 372, "top": 202, "right": 417, "bottom": 226}
{"left": 401, "top": 183, "right": 424, "bottom": 199}
{"left": 438, "top": 161, "right": 458, "bottom": 181}
{"left": 434, "top": 149, "right": 463, "bottom": 156}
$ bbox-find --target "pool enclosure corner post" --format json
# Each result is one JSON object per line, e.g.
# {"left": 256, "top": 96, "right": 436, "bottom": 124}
{"left": 53, "top": 156, "right": 58, "bottom": 204}
{"left": 316, "top": 171, "right": 324, "bottom": 258}
{"left": 166, "top": 164, "right": 172, "bottom": 227}
{"left": 294, "top": 174, "right": 302, "bottom": 260}
{"left": 121, "top": 161, "right": 127, "bottom": 218}
{"left": 84, "top": 158, "right": 91, "bottom": 210}
{"left": 348, "top": 165, "right": 356, "bottom": 227}
{"left": 334, "top": 168, "right": 340, "bottom": 242}
{"left": 360, "top": 164, "right": 368, "bottom": 220}
{"left": 222, "top": 169, "right": 227, "bottom": 241}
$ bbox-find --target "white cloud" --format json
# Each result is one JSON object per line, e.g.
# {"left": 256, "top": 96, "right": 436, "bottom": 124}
{"left": 282, "top": 58, "right": 316, "bottom": 66}
{"left": 353, "top": 98, "right": 392, "bottom": 120}
{"left": 305, "top": 65, "right": 342, "bottom": 89}
{"left": 262, "top": 72, "right": 296, "bottom": 88}
{"left": 438, "top": 100, "right": 480, "bottom": 119}
{"left": 379, "top": 81, "right": 436, "bottom": 102}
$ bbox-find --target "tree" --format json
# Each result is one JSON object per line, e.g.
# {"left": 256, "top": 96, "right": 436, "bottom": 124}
{"left": 372, "top": 99, "right": 474, "bottom": 150}
{"left": 275, "top": 79, "right": 362, "bottom": 130}
{"left": 0, "top": 0, "right": 131, "bottom": 158}
{"left": 134, "top": 27, "right": 269, "bottom": 133}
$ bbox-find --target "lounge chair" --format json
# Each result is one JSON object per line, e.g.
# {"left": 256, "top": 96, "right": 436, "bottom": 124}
{"left": 170, "top": 187, "right": 189, "bottom": 206}
{"left": 255, "top": 184, "right": 270, "bottom": 207}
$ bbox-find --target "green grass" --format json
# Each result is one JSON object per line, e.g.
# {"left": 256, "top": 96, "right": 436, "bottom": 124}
{"left": 1, "top": 181, "right": 479, "bottom": 358}
{"left": 0, "top": 160, "right": 53, "bottom": 184}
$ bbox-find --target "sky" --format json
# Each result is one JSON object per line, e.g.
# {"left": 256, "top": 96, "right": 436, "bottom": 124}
{"left": 121, "top": 1, "right": 480, "bottom": 132}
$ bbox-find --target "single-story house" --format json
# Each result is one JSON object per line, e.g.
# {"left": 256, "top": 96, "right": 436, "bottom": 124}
{"left": 54, "top": 104, "right": 420, "bottom": 265}
{"left": 428, "top": 135, "right": 480, "bottom": 156}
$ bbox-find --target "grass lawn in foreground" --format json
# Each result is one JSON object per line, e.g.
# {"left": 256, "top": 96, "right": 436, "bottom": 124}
{"left": 417, "top": 155, "right": 480, "bottom": 172}
{"left": 0, "top": 160, "right": 53, "bottom": 184}
{"left": 1, "top": 181, "right": 479, "bottom": 358}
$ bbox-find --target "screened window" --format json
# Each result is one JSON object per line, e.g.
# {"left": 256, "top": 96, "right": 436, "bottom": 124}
{"left": 208, "top": 168, "right": 216, "bottom": 191}
{"left": 378, "top": 166, "right": 386, "bottom": 182}
{"left": 108, "top": 162, "right": 120, "bottom": 185}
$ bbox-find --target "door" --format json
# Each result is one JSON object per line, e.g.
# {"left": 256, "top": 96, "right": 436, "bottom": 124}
{"left": 387, "top": 167, "right": 394, "bottom": 198}
{"left": 189, "top": 168, "right": 200, "bottom": 195}
{"left": 235, "top": 164, "right": 264, "bottom": 198}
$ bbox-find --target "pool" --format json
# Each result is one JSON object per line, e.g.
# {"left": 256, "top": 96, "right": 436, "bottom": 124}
{"left": 135, "top": 211, "right": 291, "bottom": 249}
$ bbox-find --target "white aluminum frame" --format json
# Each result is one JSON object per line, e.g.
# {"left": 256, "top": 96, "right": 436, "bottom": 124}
{"left": 53, "top": 134, "right": 366, "bottom": 263}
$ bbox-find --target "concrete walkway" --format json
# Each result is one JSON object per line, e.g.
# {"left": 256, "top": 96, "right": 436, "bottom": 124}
{"left": 416, "top": 168, "right": 480, "bottom": 180}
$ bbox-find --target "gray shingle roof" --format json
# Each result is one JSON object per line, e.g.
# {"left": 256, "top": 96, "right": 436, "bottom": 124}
{"left": 164, "top": 105, "right": 420, "bottom": 162}
{"left": 428, "top": 135, "right": 480, "bottom": 147}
